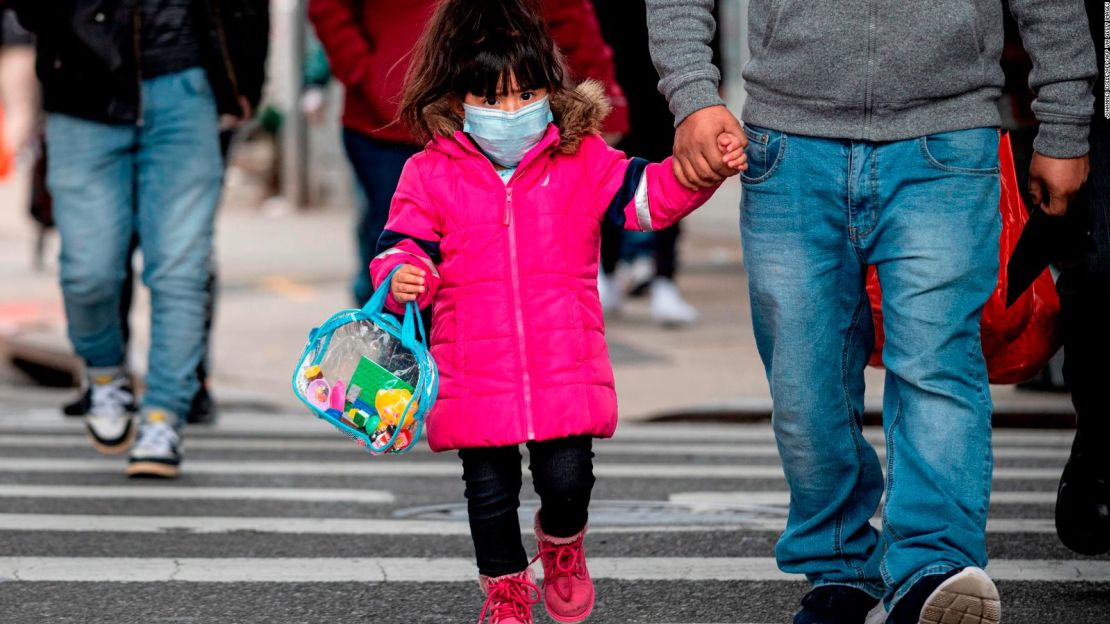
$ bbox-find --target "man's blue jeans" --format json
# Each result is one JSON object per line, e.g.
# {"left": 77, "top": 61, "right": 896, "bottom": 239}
{"left": 46, "top": 67, "right": 222, "bottom": 419}
{"left": 739, "top": 126, "right": 1001, "bottom": 608}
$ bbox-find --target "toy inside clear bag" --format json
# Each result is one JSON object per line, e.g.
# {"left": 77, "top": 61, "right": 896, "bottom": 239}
{"left": 292, "top": 266, "right": 438, "bottom": 454}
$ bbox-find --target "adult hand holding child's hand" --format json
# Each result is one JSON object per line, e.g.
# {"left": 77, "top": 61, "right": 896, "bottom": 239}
{"left": 718, "top": 133, "right": 748, "bottom": 174}
{"left": 673, "top": 105, "right": 746, "bottom": 190}
{"left": 390, "top": 265, "right": 427, "bottom": 303}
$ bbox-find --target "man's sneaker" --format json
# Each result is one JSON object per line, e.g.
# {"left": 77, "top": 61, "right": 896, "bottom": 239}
{"left": 598, "top": 271, "right": 623, "bottom": 315}
{"left": 533, "top": 514, "right": 594, "bottom": 623}
{"left": 66, "top": 369, "right": 138, "bottom": 418}
{"left": 794, "top": 585, "right": 880, "bottom": 624}
{"left": 83, "top": 368, "right": 138, "bottom": 454}
{"left": 71, "top": 380, "right": 218, "bottom": 426}
{"left": 127, "top": 410, "right": 183, "bottom": 479}
{"left": 650, "top": 278, "right": 698, "bottom": 327}
{"left": 63, "top": 387, "right": 92, "bottom": 417}
{"left": 888, "top": 567, "right": 1000, "bottom": 624}
{"left": 623, "top": 255, "right": 656, "bottom": 297}
{"left": 477, "top": 568, "right": 540, "bottom": 624}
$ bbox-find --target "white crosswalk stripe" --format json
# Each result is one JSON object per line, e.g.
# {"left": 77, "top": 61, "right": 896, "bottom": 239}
{"left": 0, "top": 484, "right": 396, "bottom": 503}
{"left": 0, "top": 457, "right": 1069, "bottom": 480}
{"left": 0, "top": 513, "right": 1062, "bottom": 535}
{"left": 0, "top": 484, "right": 1061, "bottom": 506}
{"left": 0, "top": 411, "right": 1081, "bottom": 445}
{"left": 2, "top": 556, "right": 1108, "bottom": 583}
{"left": 0, "top": 434, "right": 1075, "bottom": 459}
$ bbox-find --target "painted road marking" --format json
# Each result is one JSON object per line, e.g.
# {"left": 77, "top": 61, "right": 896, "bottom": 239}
{"left": 0, "top": 514, "right": 1061, "bottom": 535}
{"left": 1, "top": 557, "right": 1106, "bottom": 583}
{"left": 0, "top": 435, "right": 1072, "bottom": 459}
{"left": 0, "top": 458, "right": 1071, "bottom": 480}
{"left": 0, "top": 485, "right": 1056, "bottom": 507}
{"left": 0, "top": 485, "right": 394, "bottom": 504}
{"left": 0, "top": 413, "right": 1079, "bottom": 446}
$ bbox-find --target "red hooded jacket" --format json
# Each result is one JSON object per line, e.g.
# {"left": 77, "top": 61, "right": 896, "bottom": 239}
{"left": 307, "top": 0, "right": 630, "bottom": 145}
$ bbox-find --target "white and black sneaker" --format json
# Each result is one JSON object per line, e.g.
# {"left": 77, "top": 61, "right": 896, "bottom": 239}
{"left": 598, "top": 271, "right": 623, "bottom": 315}
{"left": 127, "top": 410, "right": 183, "bottom": 478}
{"left": 83, "top": 368, "right": 138, "bottom": 454}
{"left": 889, "top": 567, "right": 1000, "bottom": 624}
{"left": 650, "top": 278, "right": 698, "bottom": 327}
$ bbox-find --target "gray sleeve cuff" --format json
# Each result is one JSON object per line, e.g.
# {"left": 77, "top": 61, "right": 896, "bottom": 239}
{"left": 1032, "top": 121, "right": 1091, "bottom": 158}
{"left": 666, "top": 76, "right": 726, "bottom": 127}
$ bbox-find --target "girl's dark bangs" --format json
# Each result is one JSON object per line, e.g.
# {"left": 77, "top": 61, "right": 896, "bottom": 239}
{"left": 459, "top": 41, "right": 557, "bottom": 100}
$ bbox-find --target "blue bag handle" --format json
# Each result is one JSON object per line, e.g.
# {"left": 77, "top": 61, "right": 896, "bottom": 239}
{"left": 292, "top": 264, "right": 438, "bottom": 454}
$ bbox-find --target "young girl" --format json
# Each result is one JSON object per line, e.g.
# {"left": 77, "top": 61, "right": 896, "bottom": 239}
{"left": 371, "top": 1, "right": 743, "bottom": 621}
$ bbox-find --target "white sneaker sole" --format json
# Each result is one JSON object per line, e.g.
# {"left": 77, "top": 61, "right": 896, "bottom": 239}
{"left": 85, "top": 420, "right": 137, "bottom": 455}
{"left": 126, "top": 461, "right": 180, "bottom": 479}
{"left": 919, "top": 568, "right": 1001, "bottom": 624}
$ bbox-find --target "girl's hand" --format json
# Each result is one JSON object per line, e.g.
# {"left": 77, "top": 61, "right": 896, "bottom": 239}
{"left": 718, "top": 133, "right": 748, "bottom": 174}
{"left": 391, "top": 265, "right": 427, "bottom": 303}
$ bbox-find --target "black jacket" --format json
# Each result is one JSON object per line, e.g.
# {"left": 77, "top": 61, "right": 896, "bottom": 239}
{"left": 10, "top": 0, "right": 268, "bottom": 125}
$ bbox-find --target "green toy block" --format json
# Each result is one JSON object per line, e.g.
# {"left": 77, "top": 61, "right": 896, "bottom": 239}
{"left": 348, "top": 356, "right": 414, "bottom": 405}
{"left": 350, "top": 409, "right": 370, "bottom": 428}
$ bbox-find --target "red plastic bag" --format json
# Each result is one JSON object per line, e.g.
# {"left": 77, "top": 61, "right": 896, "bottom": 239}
{"left": 867, "top": 132, "right": 1060, "bottom": 384}
{"left": 0, "top": 104, "right": 12, "bottom": 181}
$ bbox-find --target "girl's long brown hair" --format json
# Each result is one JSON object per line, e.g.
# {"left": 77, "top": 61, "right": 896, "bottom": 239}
{"left": 399, "top": 0, "right": 568, "bottom": 143}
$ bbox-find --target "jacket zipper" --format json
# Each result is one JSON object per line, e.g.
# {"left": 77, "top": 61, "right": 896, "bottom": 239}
{"left": 133, "top": 9, "right": 144, "bottom": 126}
{"left": 503, "top": 185, "right": 535, "bottom": 439}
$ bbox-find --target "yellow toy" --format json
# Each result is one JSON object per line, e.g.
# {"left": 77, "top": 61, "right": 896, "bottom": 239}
{"left": 375, "top": 388, "right": 418, "bottom": 428}
{"left": 304, "top": 365, "right": 324, "bottom": 381}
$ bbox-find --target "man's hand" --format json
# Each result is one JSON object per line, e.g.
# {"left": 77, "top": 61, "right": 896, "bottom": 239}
{"left": 1028, "top": 152, "right": 1089, "bottom": 216}
{"left": 219, "top": 96, "right": 256, "bottom": 131}
{"left": 390, "top": 265, "right": 427, "bottom": 304}
{"left": 673, "top": 105, "right": 745, "bottom": 190}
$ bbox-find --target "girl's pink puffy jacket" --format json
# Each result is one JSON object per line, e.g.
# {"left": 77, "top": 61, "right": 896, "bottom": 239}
{"left": 371, "top": 82, "right": 718, "bottom": 452}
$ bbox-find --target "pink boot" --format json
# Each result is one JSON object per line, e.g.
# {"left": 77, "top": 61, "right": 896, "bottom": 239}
{"left": 477, "top": 568, "right": 540, "bottom": 624}
{"left": 533, "top": 513, "right": 595, "bottom": 623}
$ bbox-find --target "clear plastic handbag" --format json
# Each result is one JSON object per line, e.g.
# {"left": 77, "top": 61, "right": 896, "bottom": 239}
{"left": 292, "top": 266, "right": 438, "bottom": 454}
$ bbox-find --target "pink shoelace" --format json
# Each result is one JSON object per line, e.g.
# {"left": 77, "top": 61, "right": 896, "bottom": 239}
{"left": 533, "top": 536, "right": 586, "bottom": 602}
{"left": 477, "top": 573, "right": 540, "bottom": 624}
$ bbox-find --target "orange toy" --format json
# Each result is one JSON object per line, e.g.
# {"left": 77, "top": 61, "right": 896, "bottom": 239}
{"left": 375, "top": 388, "right": 418, "bottom": 428}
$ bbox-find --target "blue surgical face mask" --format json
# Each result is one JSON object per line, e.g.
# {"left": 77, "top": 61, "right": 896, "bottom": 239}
{"left": 462, "top": 96, "right": 554, "bottom": 168}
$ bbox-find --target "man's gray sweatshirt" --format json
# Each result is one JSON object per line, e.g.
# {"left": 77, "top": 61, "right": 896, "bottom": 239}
{"left": 646, "top": 0, "right": 1098, "bottom": 158}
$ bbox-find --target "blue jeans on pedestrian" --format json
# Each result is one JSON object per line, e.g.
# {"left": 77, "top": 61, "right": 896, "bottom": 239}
{"left": 46, "top": 67, "right": 223, "bottom": 420}
{"left": 739, "top": 126, "right": 1001, "bottom": 609}
{"left": 342, "top": 129, "right": 420, "bottom": 305}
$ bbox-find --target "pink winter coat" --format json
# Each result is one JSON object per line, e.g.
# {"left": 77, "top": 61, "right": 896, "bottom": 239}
{"left": 370, "top": 82, "right": 718, "bottom": 452}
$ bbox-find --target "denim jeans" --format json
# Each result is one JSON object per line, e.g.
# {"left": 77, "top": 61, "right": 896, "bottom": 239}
{"left": 46, "top": 67, "right": 222, "bottom": 419}
{"left": 342, "top": 129, "right": 419, "bottom": 305}
{"left": 459, "top": 436, "right": 595, "bottom": 577}
{"left": 739, "top": 126, "right": 1001, "bottom": 608}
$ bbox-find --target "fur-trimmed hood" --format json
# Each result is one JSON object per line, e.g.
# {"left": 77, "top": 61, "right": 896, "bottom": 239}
{"left": 421, "top": 80, "right": 612, "bottom": 155}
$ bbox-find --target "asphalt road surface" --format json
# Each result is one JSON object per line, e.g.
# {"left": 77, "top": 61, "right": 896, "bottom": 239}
{"left": 0, "top": 410, "right": 1107, "bottom": 623}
